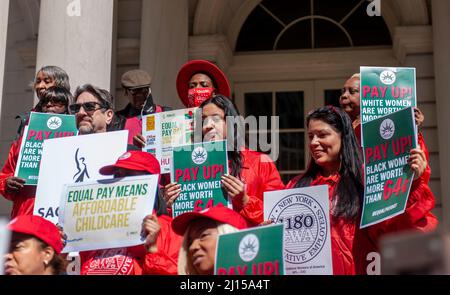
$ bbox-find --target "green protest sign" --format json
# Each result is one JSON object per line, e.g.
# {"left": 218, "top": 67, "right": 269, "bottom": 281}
{"left": 360, "top": 66, "right": 416, "bottom": 125}
{"left": 15, "top": 112, "right": 77, "bottom": 185}
{"left": 171, "top": 140, "right": 229, "bottom": 217}
{"left": 215, "top": 224, "right": 285, "bottom": 275}
{"left": 360, "top": 107, "right": 417, "bottom": 228}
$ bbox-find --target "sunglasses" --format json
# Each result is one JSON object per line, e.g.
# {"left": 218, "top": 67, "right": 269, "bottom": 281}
{"left": 41, "top": 97, "right": 67, "bottom": 106}
{"left": 69, "top": 102, "right": 105, "bottom": 114}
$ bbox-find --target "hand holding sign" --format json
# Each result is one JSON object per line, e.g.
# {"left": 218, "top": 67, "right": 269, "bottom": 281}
{"left": 409, "top": 148, "right": 427, "bottom": 180}
{"left": 5, "top": 176, "right": 25, "bottom": 193}
{"left": 142, "top": 214, "right": 161, "bottom": 253}
{"left": 221, "top": 174, "right": 249, "bottom": 206}
{"left": 163, "top": 182, "right": 181, "bottom": 208}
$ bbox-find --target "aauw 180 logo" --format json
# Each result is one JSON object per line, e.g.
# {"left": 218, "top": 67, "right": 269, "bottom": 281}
{"left": 268, "top": 194, "right": 327, "bottom": 264}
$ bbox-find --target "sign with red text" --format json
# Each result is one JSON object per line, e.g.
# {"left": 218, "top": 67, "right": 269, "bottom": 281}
{"left": 142, "top": 108, "right": 198, "bottom": 174}
{"left": 361, "top": 107, "right": 417, "bottom": 228}
{"left": 264, "top": 186, "right": 332, "bottom": 275}
{"left": 59, "top": 175, "right": 158, "bottom": 252}
{"left": 171, "top": 140, "right": 229, "bottom": 217}
{"left": 215, "top": 224, "right": 285, "bottom": 275}
{"left": 14, "top": 112, "right": 77, "bottom": 185}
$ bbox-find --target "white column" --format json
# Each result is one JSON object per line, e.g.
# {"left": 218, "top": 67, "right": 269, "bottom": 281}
{"left": 432, "top": 0, "right": 450, "bottom": 230}
{"left": 0, "top": 0, "right": 10, "bottom": 118}
{"left": 139, "top": 0, "right": 188, "bottom": 109}
{"left": 36, "top": 0, "right": 115, "bottom": 99}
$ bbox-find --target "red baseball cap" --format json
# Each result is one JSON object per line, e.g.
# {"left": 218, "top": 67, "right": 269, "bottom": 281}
{"left": 176, "top": 60, "right": 231, "bottom": 107}
{"left": 171, "top": 204, "right": 250, "bottom": 235}
{"left": 8, "top": 215, "right": 64, "bottom": 254}
{"left": 99, "top": 151, "right": 160, "bottom": 175}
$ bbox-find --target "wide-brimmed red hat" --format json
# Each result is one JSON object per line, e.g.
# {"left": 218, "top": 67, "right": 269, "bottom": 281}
{"left": 171, "top": 204, "right": 249, "bottom": 235}
{"left": 99, "top": 151, "right": 160, "bottom": 175}
{"left": 176, "top": 60, "right": 231, "bottom": 107}
{"left": 8, "top": 215, "right": 64, "bottom": 254}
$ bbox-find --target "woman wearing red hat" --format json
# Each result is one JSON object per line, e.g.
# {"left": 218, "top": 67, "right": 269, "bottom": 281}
{"left": 132, "top": 60, "right": 231, "bottom": 149}
{"left": 172, "top": 205, "right": 249, "bottom": 275}
{"left": 76, "top": 151, "right": 182, "bottom": 275}
{"left": 4, "top": 215, "right": 66, "bottom": 275}
{"left": 164, "top": 95, "right": 284, "bottom": 225}
{"left": 285, "top": 106, "right": 437, "bottom": 275}
{"left": 176, "top": 60, "right": 231, "bottom": 108}
{"left": 0, "top": 86, "right": 73, "bottom": 218}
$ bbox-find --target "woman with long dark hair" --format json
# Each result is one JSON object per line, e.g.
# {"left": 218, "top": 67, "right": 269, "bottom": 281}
{"left": 164, "top": 95, "right": 284, "bottom": 225}
{"left": 286, "top": 106, "right": 437, "bottom": 274}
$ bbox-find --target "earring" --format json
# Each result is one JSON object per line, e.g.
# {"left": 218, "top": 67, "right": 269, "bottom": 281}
{"left": 43, "top": 261, "right": 48, "bottom": 267}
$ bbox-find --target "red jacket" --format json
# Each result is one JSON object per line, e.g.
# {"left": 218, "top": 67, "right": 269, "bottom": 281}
{"left": 286, "top": 172, "right": 437, "bottom": 275}
{"left": 0, "top": 138, "right": 36, "bottom": 218}
{"left": 80, "top": 214, "right": 182, "bottom": 275}
{"left": 232, "top": 149, "right": 285, "bottom": 225}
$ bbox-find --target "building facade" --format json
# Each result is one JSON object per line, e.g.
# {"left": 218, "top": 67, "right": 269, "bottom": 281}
{"left": 0, "top": 0, "right": 449, "bottom": 227}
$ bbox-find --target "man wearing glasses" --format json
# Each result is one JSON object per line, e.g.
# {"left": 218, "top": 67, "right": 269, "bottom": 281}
{"left": 117, "top": 69, "right": 171, "bottom": 144}
{"left": 70, "top": 84, "right": 115, "bottom": 135}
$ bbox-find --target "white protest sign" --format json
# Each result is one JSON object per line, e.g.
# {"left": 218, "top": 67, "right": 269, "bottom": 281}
{"left": 142, "top": 107, "right": 197, "bottom": 174}
{"left": 0, "top": 219, "right": 11, "bottom": 275}
{"left": 34, "top": 130, "right": 128, "bottom": 223}
{"left": 264, "top": 185, "right": 333, "bottom": 275}
{"left": 59, "top": 174, "right": 158, "bottom": 253}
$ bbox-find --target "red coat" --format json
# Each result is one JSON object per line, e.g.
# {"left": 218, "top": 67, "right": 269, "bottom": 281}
{"left": 80, "top": 214, "right": 182, "bottom": 275}
{"left": 286, "top": 172, "right": 437, "bottom": 275}
{"left": 232, "top": 149, "right": 285, "bottom": 225}
{"left": 0, "top": 138, "right": 36, "bottom": 218}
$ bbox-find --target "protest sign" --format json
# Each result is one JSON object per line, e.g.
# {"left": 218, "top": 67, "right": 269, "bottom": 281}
{"left": 142, "top": 107, "right": 198, "bottom": 174}
{"left": 59, "top": 175, "right": 158, "bottom": 252}
{"left": 0, "top": 219, "right": 11, "bottom": 275}
{"left": 360, "top": 66, "right": 416, "bottom": 125}
{"left": 171, "top": 140, "right": 229, "bottom": 217}
{"left": 215, "top": 224, "right": 285, "bottom": 275}
{"left": 264, "top": 185, "right": 332, "bottom": 275}
{"left": 14, "top": 112, "right": 77, "bottom": 185}
{"left": 361, "top": 107, "right": 417, "bottom": 228}
{"left": 34, "top": 130, "right": 128, "bottom": 224}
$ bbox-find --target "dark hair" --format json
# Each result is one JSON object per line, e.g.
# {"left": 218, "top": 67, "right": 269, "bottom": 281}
{"left": 73, "top": 84, "right": 114, "bottom": 111}
{"left": 37, "top": 239, "right": 67, "bottom": 275}
{"left": 294, "top": 106, "right": 364, "bottom": 220}
{"left": 198, "top": 95, "right": 243, "bottom": 178}
{"left": 34, "top": 65, "right": 71, "bottom": 91}
{"left": 37, "top": 86, "right": 73, "bottom": 114}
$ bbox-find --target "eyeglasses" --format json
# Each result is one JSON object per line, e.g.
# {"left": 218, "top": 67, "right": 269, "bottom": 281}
{"left": 341, "top": 87, "right": 359, "bottom": 95}
{"left": 41, "top": 97, "right": 67, "bottom": 106}
{"left": 69, "top": 102, "right": 105, "bottom": 114}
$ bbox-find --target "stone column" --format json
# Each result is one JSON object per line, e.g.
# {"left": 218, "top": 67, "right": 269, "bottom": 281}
{"left": 0, "top": 0, "right": 10, "bottom": 118}
{"left": 432, "top": 0, "right": 450, "bottom": 230}
{"left": 36, "top": 0, "right": 115, "bottom": 101}
{"left": 139, "top": 0, "right": 188, "bottom": 109}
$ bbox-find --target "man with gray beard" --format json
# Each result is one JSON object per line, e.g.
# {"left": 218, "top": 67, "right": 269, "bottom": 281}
{"left": 69, "top": 84, "right": 116, "bottom": 134}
